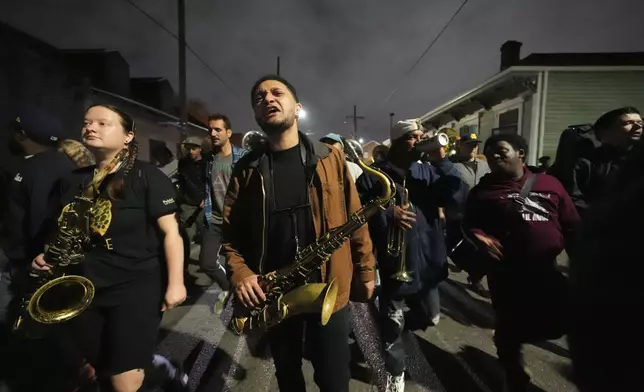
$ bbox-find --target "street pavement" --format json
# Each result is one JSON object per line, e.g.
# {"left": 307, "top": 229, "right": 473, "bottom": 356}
{"left": 156, "top": 245, "right": 576, "bottom": 391}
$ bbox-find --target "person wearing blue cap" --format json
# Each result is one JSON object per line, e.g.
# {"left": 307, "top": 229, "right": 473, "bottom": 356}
{"left": 1, "top": 107, "right": 83, "bottom": 323}
{"left": 445, "top": 132, "right": 491, "bottom": 295}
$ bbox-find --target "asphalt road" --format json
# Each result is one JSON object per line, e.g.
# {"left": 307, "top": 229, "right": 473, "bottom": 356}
{"left": 156, "top": 245, "right": 576, "bottom": 391}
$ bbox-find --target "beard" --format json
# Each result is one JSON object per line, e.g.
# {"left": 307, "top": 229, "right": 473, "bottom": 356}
{"left": 7, "top": 138, "right": 25, "bottom": 156}
{"left": 255, "top": 112, "right": 296, "bottom": 136}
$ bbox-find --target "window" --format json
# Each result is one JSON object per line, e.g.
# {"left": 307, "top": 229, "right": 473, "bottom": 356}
{"left": 493, "top": 108, "right": 519, "bottom": 135}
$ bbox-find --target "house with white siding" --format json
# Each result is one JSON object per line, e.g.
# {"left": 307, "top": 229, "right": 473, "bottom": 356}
{"left": 418, "top": 41, "right": 644, "bottom": 165}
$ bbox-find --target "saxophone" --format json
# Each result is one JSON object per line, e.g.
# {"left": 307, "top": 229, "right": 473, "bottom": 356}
{"left": 13, "top": 149, "right": 128, "bottom": 334}
{"left": 230, "top": 143, "right": 395, "bottom": 334}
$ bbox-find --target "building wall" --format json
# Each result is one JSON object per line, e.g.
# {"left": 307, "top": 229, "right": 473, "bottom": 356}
{"left": 0, "top": 22, "right": 90, "bottom": 173}
{"left": 543, "top": 70, "right": 644, "bottom": 158}
{"left": 0, "top": 22, "right": 208, "bottom": 171}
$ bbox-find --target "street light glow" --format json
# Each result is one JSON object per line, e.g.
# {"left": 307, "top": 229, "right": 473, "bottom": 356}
{"left": 298, "top": 108, "right": 307, "bottom": 119}
{"left": 359, "top": 138, "right": 364, "bottom": 144}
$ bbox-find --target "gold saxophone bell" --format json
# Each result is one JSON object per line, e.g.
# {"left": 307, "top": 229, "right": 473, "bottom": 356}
{"left": 231, "top": 279, "right": 338, "bottom": 335}
{"left": 278, "top": 279, "right": 339, "bottom": 326}
{"left": 27, "top": 274, "right": 95, "bottom": 325}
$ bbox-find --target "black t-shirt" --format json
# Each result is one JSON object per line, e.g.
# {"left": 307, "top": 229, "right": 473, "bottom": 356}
{"left": 60, "top": 160, "right": 178, "bottom": 288}
{"left": 265, "top": 144, "right": 315, "bottom": 274}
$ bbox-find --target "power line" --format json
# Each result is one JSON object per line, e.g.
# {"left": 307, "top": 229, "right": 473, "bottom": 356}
{"left": 122, "top": 0, "right": 242, "bottom": 102}
{"left": 380, "top": 0, "right": 472, "bottom": 107}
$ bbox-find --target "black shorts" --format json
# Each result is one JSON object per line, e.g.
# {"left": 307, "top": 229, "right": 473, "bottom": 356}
{"left": 68, "top": 268, "right": 164, "bottom": 376}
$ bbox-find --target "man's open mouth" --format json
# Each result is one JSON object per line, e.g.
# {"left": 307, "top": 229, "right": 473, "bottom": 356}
{"left": 265, "top": 107, "right": 279, "bottom": 116}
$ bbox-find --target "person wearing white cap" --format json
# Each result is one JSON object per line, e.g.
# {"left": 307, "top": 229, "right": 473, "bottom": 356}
{"left": 356, "top": 118, "right": 465, "bottom": 392}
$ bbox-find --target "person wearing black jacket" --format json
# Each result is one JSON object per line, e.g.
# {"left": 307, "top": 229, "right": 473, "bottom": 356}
{"left": 176, "top": 136, "right": 205, "bottom": 244}
{"left": 0, "top": 108, "right": 89, "bottom": 328}
{"left": 568, "top": 107, "right": 642, "bottom": 219}
{"left": 0, "top": 108, "right": 94, "bottom": 392}
{"left": 568, "top": 133, "right": 644, "bottom": 392}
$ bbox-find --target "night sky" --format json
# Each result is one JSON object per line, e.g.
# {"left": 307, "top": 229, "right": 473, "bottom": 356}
{"left": 2, "top": 0, "right": 642, "bottom": 141}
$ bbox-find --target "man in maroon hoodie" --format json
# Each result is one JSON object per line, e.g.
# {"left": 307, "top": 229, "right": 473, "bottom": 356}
{"left": 462, "top": 134, "right": 580, "bottom": 392}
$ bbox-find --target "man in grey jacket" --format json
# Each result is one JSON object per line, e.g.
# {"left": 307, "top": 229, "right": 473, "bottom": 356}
{"left": 445, "top": 133, "right": 491, "bottom": 294}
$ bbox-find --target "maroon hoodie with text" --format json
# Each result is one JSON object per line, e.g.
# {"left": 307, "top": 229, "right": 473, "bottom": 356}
{"left": 463, "top": 168, "right": 580, "bottom": 267}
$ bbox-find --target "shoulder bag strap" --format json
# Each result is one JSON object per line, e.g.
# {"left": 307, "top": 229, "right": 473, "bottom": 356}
{"left": 519, "top": 173, "right": 537, "bottom": 200}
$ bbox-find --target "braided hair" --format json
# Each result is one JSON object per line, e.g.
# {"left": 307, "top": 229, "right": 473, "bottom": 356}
{"left": 87, "top": 104, "right": 139, "bottom": 200}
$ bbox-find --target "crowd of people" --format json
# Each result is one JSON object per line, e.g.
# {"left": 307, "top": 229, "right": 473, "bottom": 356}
{"left": 0, "top": 72, "right": 641, "bottom": 392}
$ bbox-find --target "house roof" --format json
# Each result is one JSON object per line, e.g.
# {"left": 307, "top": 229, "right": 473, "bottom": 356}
{"left": 518, "top": 52, "right": 644, "bottom": 67}
{"left": 419, "top": 51, "right": 644, "bottom": 127}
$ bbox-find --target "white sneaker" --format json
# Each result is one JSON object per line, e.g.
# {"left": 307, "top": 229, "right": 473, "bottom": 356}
{"left": 430, "top": 314, "right": 441, "bottom": 326}
{"left": 386, "top": 372, "right": 405, "bottom": 392}
{"left": 214, "top": 291, "right": 229, "bottom": 315}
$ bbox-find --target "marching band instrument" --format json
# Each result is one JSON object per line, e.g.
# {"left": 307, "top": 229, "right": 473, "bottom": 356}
{"left": 344, "top": 139, "right": 364, "bottom": 162}
{"left": 13, "top": 149, "right": 129, "bottom": 334}
{"left": 230, "top": 142, "right": 395, "bottom": 335}
{"left": 387, "top": 179, "right": 413, "bottom": 283}
{"left": 242, "top": 130, "right": 267, "bottom": 151}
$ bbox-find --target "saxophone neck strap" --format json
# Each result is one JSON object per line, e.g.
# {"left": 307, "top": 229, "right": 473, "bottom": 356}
{"left": 83, "top": 149, "right": 129, "bottom": 199}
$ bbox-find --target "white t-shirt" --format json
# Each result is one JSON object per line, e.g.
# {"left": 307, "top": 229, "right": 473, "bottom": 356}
{"left": 347, "top": 161, "right": 363, "bottom": 182}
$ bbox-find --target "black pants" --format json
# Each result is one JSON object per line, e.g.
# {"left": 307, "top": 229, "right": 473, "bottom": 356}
{"left": 379, "top": 287, "right": 440, "bottom": 376}
{"left": 198, "top": 223, "right": 230, "bottom": 291}
{"left": 489, "top": 267, "right": 568, "bottom": 391}
{"left": 268, "top": 306, "right": 351, "bottom": 392}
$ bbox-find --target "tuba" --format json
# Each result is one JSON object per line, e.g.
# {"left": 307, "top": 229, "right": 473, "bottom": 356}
{"left": 230, "top": 142, "right": 395, "bottom": 334}
{"left": 242, "top": 130, "right": 267, "bottom": 151}
{"left": 343, "top": 139, "right": 364, "bottom": 162}
{"left": 387, "top": 178, "right": 413, "bottom": 283}
{"left": 13, "top": 149, "right": 128, "bottom": 335}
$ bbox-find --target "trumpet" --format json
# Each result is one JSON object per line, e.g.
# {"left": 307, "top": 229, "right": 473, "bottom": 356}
{"left": 416, "top": 129, "right": 458, "bottom": 157}
{"left": 387, "top": 179, "right": 413, "bottom": 283}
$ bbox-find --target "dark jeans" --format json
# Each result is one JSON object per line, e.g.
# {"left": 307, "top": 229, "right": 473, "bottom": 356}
{"left": 379, "top": 287, "right": 440, "bottom": 376}
{"left": 198, "top": 223, "right": 230, "bottom": 291}
{"left": 179, "top": 204, "right": 202, "bottom": 243}
{"left": 268, "top": 306, "right": 351, "bottom": 392}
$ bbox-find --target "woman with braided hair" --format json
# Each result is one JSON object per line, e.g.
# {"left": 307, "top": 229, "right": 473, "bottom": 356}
{"left": 31, "top": 104, "right": 187, "bottom": 392}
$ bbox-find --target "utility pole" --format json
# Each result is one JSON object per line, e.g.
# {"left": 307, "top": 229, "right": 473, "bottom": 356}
{"left": 345, "top": 105, "right": 365, "bottom": 140}
{"left": 389, "top": 112, "right": 395, "bottom": 131}
{"left": 277, "top": 56, "right": 281, "bottom": 76}
{"left": 177, "top": 0, "right": 187, "bottom": 135}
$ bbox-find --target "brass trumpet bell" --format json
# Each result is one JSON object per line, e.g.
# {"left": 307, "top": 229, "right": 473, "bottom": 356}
{"left": 390, "top": 270, "right": 413, "bottom": 283}
{"left": 28, "top": 274, "right": 95, "bottom": 325}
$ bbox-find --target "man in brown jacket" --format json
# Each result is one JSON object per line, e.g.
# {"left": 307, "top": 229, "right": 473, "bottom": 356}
{"left": 221, "top": 74, "right": 376, "bottom": 392}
